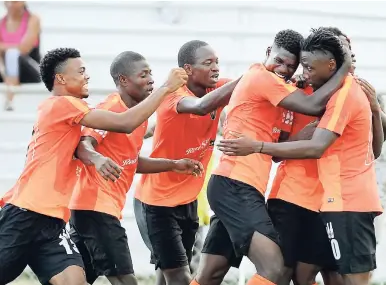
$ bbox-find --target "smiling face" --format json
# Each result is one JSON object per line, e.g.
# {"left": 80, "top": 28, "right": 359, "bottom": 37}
{"left": 55, "top": 57, "right": 90, "bottom": 98}
{"left": 265, "top": 44, "right": 299, "bottom": 81}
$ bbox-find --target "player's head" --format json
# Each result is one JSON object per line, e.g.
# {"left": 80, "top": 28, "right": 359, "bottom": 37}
{"left": 40, "top": 48, "right": 90, "bottom": 98}
{"left": 301, "top": 28, "right": 345, "bottom": 90}
{"left": 265, "top": 29, "right": 304, "bottom": 81}
{"left": 316, "top": 26, "right": 356, "bottom": 73}
{"left": 178, "top": 40, "right": 219, "bottom": 89}
{"left": 110, "top": 51, "right": 154, "bottom": 103}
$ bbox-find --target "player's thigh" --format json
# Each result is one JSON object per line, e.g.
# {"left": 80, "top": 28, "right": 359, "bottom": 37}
{"left": 0, "top": 204, "right": 33, "bottom": 284}
{"left": 68, "top": 223, "right": 98, "bottom": 284}
{"left": 70, "top": 210, "right": 134, "bottom": 277}
{"left": 179, "top": 200, "right": 200, "bottom": 264}
{"left": 142, "top": 201, "right": 190, "bottom": 270}
{"left": 297, "top": 210, "right": 337, "bottom": 271}
{"left": 267, "top": 199, "right": 303, "bottom": 268}
{"left": 196, "top": 215, "right": 238, "bottom": 285}
{"left": 208, "top": 175, "right": 280, "bottom": 258}
{"left": 321, "top": 211, "right": 377, "bottom": 275}
{"left": 28, "top": 218, "right": 85, "bottom": 285}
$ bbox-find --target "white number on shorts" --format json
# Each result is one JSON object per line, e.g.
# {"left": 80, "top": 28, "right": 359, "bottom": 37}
{"left": 330, "top": 239, "right": 341, "bottom": 260}
{"left": 59, "top": 230, "right": 80, "bottom": 255}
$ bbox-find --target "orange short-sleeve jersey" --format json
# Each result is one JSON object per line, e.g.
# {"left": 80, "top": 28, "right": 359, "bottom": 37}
{"left": 269, "top": 86, "right": 323, "bottom": 211}
{"left": 213, "top": 64, "right": 297, "bottom": 194}
{"left": 135, "top": 79, "right": 230, "bottom": 207}
{"left": 70, "top": 93, "right": 147, "bottom": 219}
{"left": 317, "top": 76, "right": 382, "bottom": 213}
{"left": 6, "top": 96, "right": 91, "bottom": 222}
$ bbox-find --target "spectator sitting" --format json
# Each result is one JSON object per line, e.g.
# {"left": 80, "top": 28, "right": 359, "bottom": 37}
{"left": 0, "top": 1, "right": 41, "bottom": 111}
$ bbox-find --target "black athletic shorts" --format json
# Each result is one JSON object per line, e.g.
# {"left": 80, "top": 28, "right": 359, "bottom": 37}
{"left": 69, "top": 210, "right": 134, "bottom": 283}
{"left": 267, "top": 199, "right": 337, "bottom": 270}
{"left": 134, "top": 198, "right": 199, "bottom": 270}
{"left": 0, "top": 204, "right": 84, "bottom": 285}
{"left": 203, "top": 175, "right": 279, "bottom": 264}
{"left": 321, "top": 211, "right": 377, "bottom": 274}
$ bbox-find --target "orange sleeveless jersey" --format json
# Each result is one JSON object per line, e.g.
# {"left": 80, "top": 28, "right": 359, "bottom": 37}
{"left": 269, "top": 86, "right": 323, "bottom": 211}
{"left": 317, "top": 76, "right": 382, "bottom": 213}
{"left": 135, "top": 79, "right": 230, "bottom": 207}
{"left": 4, "top": 96, "right": 91, "bottom": 222}
{"left": 70, "top": 93, "right": 147, "bottom": 219}
{"left": 213, "top": 63, "right": 297, "bottom": 195}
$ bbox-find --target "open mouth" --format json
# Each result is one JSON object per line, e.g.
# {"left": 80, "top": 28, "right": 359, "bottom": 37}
{"left": 147, "top": 87, "right": 154, "bottom": 94}
{"left": 211, "top": 74, "right": 219, "bottom": 81}
{"left": 83, "top": 83, "right": 89, "bottom": 90}
{"left": 274, "top": 72, "right": 286, "bottom": 79}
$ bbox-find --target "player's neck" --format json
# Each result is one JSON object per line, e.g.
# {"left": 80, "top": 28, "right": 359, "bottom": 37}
{"left": 186, "top": 80, "right": 206, "bottom": 98}
{"left": 118, "top": 90, "right": 137, "bottom": 108}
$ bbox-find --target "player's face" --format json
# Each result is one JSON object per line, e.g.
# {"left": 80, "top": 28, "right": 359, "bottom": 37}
{"left": 58, "top": 58, "right": 90, "bottom": 99}
{"left": 121, "top": 60, "right": 154, "bottom": 102}
{"left": 188, "top": 45, "right": 219, "bottom": 89}
{"left": 265, "top": 45, "right": 299, "bottom": 81}
{"left": 339, "top": 35, "right": 356, "bottom": 74}
{"left": 300, "top": 51, "right": 336, "bottom": 90}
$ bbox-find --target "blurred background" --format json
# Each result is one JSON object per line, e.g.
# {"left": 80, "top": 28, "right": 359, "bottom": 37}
{"left": 0, "top": 1, "right": 386, "bottom": 284}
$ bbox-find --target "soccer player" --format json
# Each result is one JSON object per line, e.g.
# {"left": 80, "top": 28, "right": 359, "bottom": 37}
{"left": 133, "top": 40, "right": 240, "bottom": 285}
{"left": 192, "top": 29, "right": 351, "bottom": 285}
{"left": 68, "top": 51, "right": 204, "bottom": 285}
{"left": 263, "top": 27, "right": 378, "bottom": 285}
{"left": 218, "top": 29, "right": 383, "bottom": 285}
{"left": 0, "top": 48, "right": 187, "bottom": 285}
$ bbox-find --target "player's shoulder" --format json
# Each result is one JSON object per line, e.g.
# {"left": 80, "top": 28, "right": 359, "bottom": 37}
{"left": 95, "top": 92, "right": 123, "bottom": 111}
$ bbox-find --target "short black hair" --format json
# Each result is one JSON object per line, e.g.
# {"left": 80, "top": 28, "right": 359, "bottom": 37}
{"left": 40, "top": 48, "right": 81, "bottom": 91}
{"left": 110, "top": 51, "right": 145, "bottom": 85}
{"left": 317, "top": 26, "right": 349, "bottom": 41}
{"left": 178, "top": 40, "right": 208, "bottom": 68}
{"left": 274, "top": 29, "right": 304, "bottom": 57}
{"left": 302, "top": 28, "right": 345, "bottom": 69}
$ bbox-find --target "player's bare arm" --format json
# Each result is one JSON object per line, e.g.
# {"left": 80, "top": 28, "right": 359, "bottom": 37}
{"left": 136, "top": 156, "right": 204, "bottom": 177}
{"left": 277, "top": 54, "right": 351, "bottom": 116}
{"left": 76, "top": 136, "right": 123, "bottom": 182}
{"left": 218, "top": 128, "right": 337, "bottom": 159}
{"left": 80, "top": 68, "right": 188, "bottom": 133}
{"left": 176, "top": 77, "right": 241, "bottom": 115}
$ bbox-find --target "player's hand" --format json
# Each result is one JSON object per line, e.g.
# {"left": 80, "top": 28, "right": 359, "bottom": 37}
{"left": 217, "top": 131, "right": 262, "bottom": 156}
{"left": 94, "top": 156, "right": 123, "bottom": 182}
{"left": 290, "top": 74, "right": 309, "bottom": 89}
{"left": 172, "top": 158, "right": 204, "bottom": 177}
{"left": 295, "top": 120, "right": 319, "bottom": 140}
{"left": 163, "top": 68, "right": 188, "bottom": 93}
{"left": 354, "top": 77, "right": 381, "bottom": 112}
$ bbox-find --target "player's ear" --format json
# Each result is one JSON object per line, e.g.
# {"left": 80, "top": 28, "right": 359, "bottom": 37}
{"left": 118, "top": 74, "right": 128, "bottom": 86}
{"left": 329, "top": 59, "right": 337, "bottom": 72}
{"left": 55, "top": 74, "right": 65, "bottom": 85}
{"left": 183, "top": 63, "right": 193, "bottom": 76}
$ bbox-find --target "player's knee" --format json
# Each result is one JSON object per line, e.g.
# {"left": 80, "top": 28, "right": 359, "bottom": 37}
{"left": 49, "top": 265, "right": 87, "bottom": 285}
{"left": 107, "top": 274, "right": 138, "bottom": 285}
{"left": 163, "top": 267, "right": 191, "bottom": 285}
{"left": 195, "top": 255, "right": 230, "bottom": 285}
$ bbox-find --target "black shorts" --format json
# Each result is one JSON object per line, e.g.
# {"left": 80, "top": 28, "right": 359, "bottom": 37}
{"left": 321, "top": 211, "right": 377, "bottom": 274}
{"left": 134, "top": 198, "right": 199, "bottom": 270}
{"left": 267, "top": 199, "right": 336, "bottom": 270}
{"left": 204, "top": 175, "right": 279, "bottom": 262}
{"left": 0, "top": 204, "right": 84, "bottom": 285}
{"left": 69, "top": 210, "right": 134, "bottom": 283}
